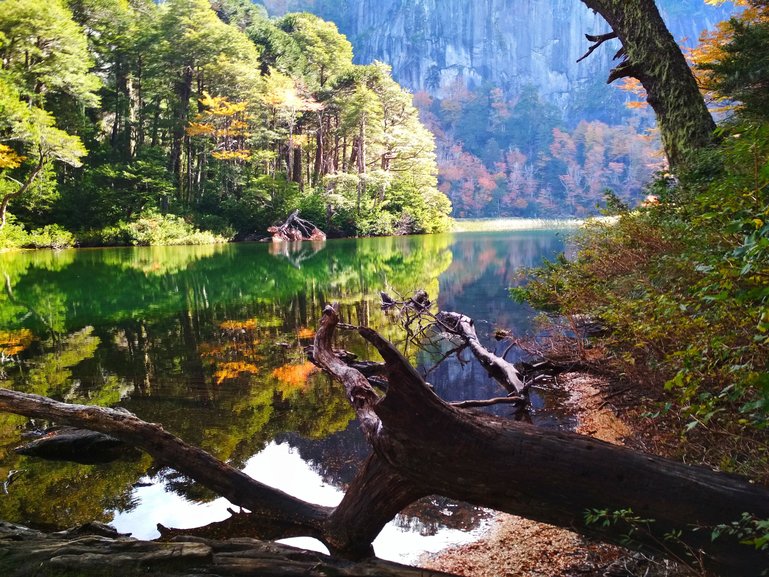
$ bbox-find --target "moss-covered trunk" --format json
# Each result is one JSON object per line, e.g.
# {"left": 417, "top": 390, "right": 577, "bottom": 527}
{"left": 581, "top": 0, "right": 716, "bottom": 167}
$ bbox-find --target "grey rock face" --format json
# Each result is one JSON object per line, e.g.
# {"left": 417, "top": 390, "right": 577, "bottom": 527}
{"left": 261, "top": 0, "right": 734, "bottom": 107}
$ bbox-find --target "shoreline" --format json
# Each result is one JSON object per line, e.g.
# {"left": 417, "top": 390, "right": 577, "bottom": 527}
{"left": 419, "top": 373, "right": 641, "bottom": 577}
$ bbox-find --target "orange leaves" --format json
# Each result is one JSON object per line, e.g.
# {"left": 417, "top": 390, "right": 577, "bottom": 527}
{"left": 689, "top": 3, "right": 768, "bottom": 109}
{"left": 214, "top": 361, "right": 260, "bottom": 385}
{"left": 296, "top": 327, "right": 316, "bottom": 340}
{"left": 272, "top": 361, "right": 317, "bottom": 393}
{"left": 202, "top": 319, "right": 319, "bottom": 390}
{"left": 219, "top": 319, "right": 258, "bottom": 331}
{"left": 0, "top": 329, "right": 34, "bottom": 356}
{"left": 199, "top": 319, "right": 263, "bottom": 385}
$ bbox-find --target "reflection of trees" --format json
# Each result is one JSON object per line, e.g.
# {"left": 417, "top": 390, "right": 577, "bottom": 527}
{"left": 395, "top": 497, "right": 491, "bottom": 535}
{"left": 0, "top": 235, "right": 456, "bottom": 524}
{"left": 0, "top": 232, "right": 574, "bottom": 533}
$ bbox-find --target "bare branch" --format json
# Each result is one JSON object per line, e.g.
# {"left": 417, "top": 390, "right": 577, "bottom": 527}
{"left": 577, "top": 31, "right": 618, "bottom": 63}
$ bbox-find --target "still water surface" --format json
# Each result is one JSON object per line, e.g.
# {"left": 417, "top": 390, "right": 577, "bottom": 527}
{"left": 0, "top": 231, "right": 572, "bottom": 562}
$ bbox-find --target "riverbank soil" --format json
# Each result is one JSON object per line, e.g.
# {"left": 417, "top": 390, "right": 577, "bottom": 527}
{"left": 421, "top": 373, "right": 689, "bottom": 577}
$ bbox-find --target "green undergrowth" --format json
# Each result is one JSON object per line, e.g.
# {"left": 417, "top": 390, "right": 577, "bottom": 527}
{"left": 77, "top": 210, "right": 229, "bottom": 246}
{"left": 513, "top": 122, "right": 769, "bottom": 481}
{"left": 1, "top": 210, "right": 228, "bottom": 249}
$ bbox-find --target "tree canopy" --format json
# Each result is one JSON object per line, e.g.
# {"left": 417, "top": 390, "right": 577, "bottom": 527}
{"left": 0, "top": 0, "right": 452, "bottom": 247}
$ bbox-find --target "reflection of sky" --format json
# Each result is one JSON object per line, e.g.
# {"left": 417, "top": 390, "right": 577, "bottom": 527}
{"left": 110, "top": 441, "right": 488, "bottom": 564}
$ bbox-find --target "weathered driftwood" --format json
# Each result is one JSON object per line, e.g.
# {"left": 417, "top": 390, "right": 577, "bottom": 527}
{"left": 379, "top": 291, "right": 526, "bottom": 397}
{"left": 1, "top": 305, "right": 769, "bottom": 575}
{"left": 267, "top": 210, "right": 326, "bottom": 242}
{"left": 0, "top": 521, "right": 456, "bottom": 577}
{"left": 437, "top": 311, "right": 527, "bottom": 395}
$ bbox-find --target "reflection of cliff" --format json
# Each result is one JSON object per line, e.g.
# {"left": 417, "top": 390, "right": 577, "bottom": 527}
{"left": 280, "top": 426, "right": 491, "bottom": 535}
{"left": 277, "top": 423, "right": 370, "bottom": 486}
{"left": 421, "top": 231, "right": 566, "bottom": 418}
{"left": 439, "top": 231, "right": 566, "bottom": 327}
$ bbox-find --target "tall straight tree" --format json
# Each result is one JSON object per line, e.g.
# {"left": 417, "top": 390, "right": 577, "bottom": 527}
{"left": 154, "top": 0, "right": 260, "bottom": 202}
{"left": 578, "top": 0, "right": 716, "bottom": 167}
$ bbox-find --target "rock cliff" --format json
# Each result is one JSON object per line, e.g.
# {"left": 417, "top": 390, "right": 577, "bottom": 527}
{"left": 259, "top": 0, "right": 734, "bottom": 109}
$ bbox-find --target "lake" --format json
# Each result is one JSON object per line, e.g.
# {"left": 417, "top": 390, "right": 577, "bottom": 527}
{"left": 0, "top": 230, "right": 574, "bottom": 563}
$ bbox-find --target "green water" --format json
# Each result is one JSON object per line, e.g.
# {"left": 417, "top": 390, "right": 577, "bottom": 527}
{"left": 0, "top": 231, "right": 568, "bottom": 560}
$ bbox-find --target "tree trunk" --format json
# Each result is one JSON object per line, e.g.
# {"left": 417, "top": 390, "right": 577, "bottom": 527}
{"left": 1, "top": 307, "right": 768, "bottom": 576}
{"left": 0, "top": 521, "right": 456, "bottom": 577}
{"left": 579, "top": 0, "right": 716, "bottom": 167}
{"left": 0, "top": 152, "right": 46, "bottom": 230}
{"left": 169, "top": 65, "right": 193, "bottom": 196}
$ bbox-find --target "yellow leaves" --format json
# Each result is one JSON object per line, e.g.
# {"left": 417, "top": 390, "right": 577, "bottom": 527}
{"left": 186, "top": 122, "right": 216, "bottom": 137}
{"left": 0, "top": 329, "right": 34, "bottom": 356}
{"left": 212, "top": 149, "right": 252, "bottom": 161}
{"left": 199, "top": 93, "right": 249, "bottom": 117}
{"left": 272, "top": 361, "right": 317, "bottom": 393}
{"left": 0, "top": 144, "right": 24, "bottom": 169}
{"left": 219, "top": 318, "right": 258, "bottom": 331}
{"left": 187, "top": 91, "right": 252, "bottom": 162}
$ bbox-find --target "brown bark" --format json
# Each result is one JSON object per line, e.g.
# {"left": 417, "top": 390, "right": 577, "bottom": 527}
{"left": 579, "top": 0, "right": 716, "bottom": 167}
{"left": 1, "top": 307, "right": 769, "bottom": 575}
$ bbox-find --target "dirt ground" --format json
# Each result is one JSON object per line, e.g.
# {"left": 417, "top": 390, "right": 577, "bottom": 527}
{"left": 419, "top": 373, "right": 670, "bottom": 577}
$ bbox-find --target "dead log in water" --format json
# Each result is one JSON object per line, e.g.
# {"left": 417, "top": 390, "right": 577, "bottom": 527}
{"left": 0, "top": 305, "right": 768, "bottom": 575}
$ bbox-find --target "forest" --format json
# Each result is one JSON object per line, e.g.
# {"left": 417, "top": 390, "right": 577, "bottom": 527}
{"left": 1, "top": 0, "right": 769, "bottom": 576}
{"left": 0, "top": 0, "right": 452, "bottom": 249}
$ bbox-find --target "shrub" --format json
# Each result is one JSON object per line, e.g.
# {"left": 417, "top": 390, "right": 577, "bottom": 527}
{"left": 122, "top": 211, "right": 228, "bottom": 246}
{"left": 513, "top": 118, "right": 769, "bottom": 484}
{"left": 0, "top": 214, "right": 29, "bottom": 249}
{"left": 24, "top": 225, "right": 75, "bottom": 249}
{"left": 76, "top": 212, "right": 228, "bottom": 247}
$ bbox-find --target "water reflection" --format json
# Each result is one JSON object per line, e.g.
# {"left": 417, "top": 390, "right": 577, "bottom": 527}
{"left": 0, "top": 230, "right": 568, "bottom": 561}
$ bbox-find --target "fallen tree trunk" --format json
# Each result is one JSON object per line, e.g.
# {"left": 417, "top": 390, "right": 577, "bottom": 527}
{"left": 1, "top": 305, "right": 768, "bottom": 575}
{"left": 0, "top": 521, "right": 456, "bottom": 577}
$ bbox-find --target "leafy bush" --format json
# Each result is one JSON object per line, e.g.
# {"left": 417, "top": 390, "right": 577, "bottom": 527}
{"left": 24, "top": 224, "right": 75, "bottom": 249}
{"left": 122, "top": 211, "right": 228, "bottom": 246}
{"left": 0, "top": 214, "right": 29, "bottom": 249}
{"left": 77, "top": 211, "right": 228, "bottom": 246}
{"left": 0, "top": 217, "right": 75, "bottom": 250}
{"left": 514, "top": 122, "right": 769, "bottom": 479}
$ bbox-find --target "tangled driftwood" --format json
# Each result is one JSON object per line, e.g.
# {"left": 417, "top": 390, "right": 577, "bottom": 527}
{"left": 267, "top": 210, "right": 326, "bottom": 242}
